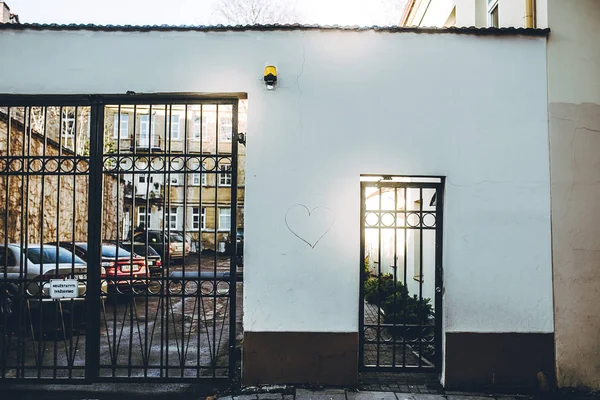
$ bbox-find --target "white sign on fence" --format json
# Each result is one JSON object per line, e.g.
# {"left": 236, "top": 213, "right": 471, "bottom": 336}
{"left": 49, "top": 279, "right": 79, "bottom": 299}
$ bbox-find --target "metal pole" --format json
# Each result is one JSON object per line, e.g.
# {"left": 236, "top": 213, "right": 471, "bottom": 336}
{"left": 228, "top": 101, "right": 239, "bottom": 379}
{"left": 85, "top": 98, "right": 105, "bottom": 381}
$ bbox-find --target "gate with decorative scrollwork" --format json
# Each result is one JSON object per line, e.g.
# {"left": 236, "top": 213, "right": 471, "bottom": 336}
{"left": 359, "top": 176, "right": 444, "bottom": 372}
{"left": 0, "top": 94, "right": 242, "bottom": 383}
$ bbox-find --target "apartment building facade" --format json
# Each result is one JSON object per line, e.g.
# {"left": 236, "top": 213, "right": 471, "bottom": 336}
{"left": 104, "top": 103, "right": 246, "bottom": 251}
{"left": 0, "top": 106, "right": 121, "bottom": 244}
{"left": 400, "top": 0, "right": 543, "bottom": 28}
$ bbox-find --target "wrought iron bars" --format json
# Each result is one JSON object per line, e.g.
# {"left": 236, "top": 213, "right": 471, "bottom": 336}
{"left": 0, "top": 95, "right": 242, "bottom": 383}
{"left": 359, "top": 177, "right": 444, "bottom": 372}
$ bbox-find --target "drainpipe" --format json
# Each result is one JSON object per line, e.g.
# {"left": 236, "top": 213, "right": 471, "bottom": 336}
{"left": 524, "top": 0, "right": 535, "bottom": 28}
{"left": 399, "top": 0, "right": 416, "bottom": 26}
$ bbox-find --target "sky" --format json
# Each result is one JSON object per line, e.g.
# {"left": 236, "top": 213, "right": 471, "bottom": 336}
{"left": 6, "top": 0, "right": 407, "bottom": 27}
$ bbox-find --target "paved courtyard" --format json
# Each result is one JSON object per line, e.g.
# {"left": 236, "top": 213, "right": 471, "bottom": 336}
{"left": 0, "top": 385, "right": 548, "bottom": 400}
{"left": 363, "top": 302, "right": 434, "bottom": 369}
{"left": 0, "top": 252, "right": 243, "bottom": 379}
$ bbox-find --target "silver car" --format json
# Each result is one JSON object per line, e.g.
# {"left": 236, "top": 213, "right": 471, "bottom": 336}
{"left": 0, "top": 244, "right": 90, "bottom": 305}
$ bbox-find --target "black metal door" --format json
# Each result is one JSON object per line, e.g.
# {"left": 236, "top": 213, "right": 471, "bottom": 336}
{"left": 0, "top": 95, "right": 240, "bottom": 383}
{"left": 359, "top": 176, "right": 444, "bottom": 372}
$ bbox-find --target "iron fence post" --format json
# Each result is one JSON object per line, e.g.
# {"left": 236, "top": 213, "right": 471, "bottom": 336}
{"left": 358, "top": 182, "right": 366, "bottom": 371}
{"left": 228, "top": 100, "right": 239, "bottom": 380}
{"left": 434, "top": 180, "right": 445, "bottom": 372}
{"left": 85, "top": 98, "right": 105, "bottom": 381}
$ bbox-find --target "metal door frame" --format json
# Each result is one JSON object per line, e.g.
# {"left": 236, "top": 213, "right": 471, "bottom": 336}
{"left": 358, "top": 175, "right": 444, "bottom": 373}
{"left": 0, "top": 93, "right": 240, "bottom": 383}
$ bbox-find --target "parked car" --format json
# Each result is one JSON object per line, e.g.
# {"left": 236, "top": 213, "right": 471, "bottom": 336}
{"left": 53, "top": 242, "right": 147, "bottom": 293}
{"left": 226, "top": 228, "right": 244, "bottom": 267}
{"left": 0, "top": 244, "right": 88, "bottom": 303}
{"left": 118, "top": 242, "right": 162, "bottom": 277}
{"left": 132, "top": 230, "right": 190, "bottom": 263}
{"left": 0, "top": 244, "right": 99, "bottom": 336}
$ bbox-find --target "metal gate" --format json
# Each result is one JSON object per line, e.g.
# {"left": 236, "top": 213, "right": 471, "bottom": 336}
{"left": 359, "top": 176, "right": 443, "bottom": 372}
{"left": 0, "top": 95, "right": 241, "bottom": 382}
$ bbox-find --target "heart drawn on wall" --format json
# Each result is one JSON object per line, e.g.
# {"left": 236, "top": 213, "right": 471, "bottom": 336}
{"left": 285, "top": 204, "right": 335, "bottom": 249}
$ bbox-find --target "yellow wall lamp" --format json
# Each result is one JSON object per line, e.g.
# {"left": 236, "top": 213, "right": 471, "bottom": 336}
{"left": 264, "top": 66, "right": 277, "bottom": 90}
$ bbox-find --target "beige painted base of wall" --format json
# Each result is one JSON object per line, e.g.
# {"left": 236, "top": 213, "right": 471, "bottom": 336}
{"left": 550, "top": 102, "right": 600, "bottom": 389}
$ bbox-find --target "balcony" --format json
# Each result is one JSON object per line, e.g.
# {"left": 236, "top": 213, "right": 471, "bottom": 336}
{"left": 129, "top": 135, "right": 163, "bottom": 152}
{"left": 124, "top": 182, "right": 163, "bottom": 204}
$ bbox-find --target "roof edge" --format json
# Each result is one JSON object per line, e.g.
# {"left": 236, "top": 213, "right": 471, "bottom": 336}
{"left": 0, "top": 22, "right": 550, "bottom": 36}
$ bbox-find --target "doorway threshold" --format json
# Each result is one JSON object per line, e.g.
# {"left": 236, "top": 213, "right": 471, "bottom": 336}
{"left": 358, "top": 371, "right": 442, "bottom": 394}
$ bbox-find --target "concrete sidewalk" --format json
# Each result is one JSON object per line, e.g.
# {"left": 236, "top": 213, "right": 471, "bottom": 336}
{"left": 2, "top": 383, "right": 596, "bottom": 400}
{"left": 218, "top": 389, "right": 531, "bottom": 400}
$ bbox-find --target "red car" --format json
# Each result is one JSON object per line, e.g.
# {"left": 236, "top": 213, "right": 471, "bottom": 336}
{"left": 54, "top": 242, "right": 148, "bottom": 293}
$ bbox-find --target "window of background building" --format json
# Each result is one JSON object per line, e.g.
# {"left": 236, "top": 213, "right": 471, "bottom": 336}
{"left": 219, "top": 164, "right": 232, "bottom": 186}
{"left": 192, "top": 207, "right": 206, "bottom": 230}
{"left": 170, "top": 115, "right": 180, "bottom": 140}
{"left": 168, "top": 207, "right": 178, "bottom": 230}
{"left": 219, "top": 208, "right": 231, "bottom": 231}
{"left": 113, "top": 113, "right": 128, "bottom": 139}
{"left": 191, "top": 162, "right": 206, "bottom": 186}
{"left": 488, "top": 0, "right": 499, "bottom": 27}
{"left": 193, "top": 117, "right": 201, "bottom": 139}
{"left": 192, "top": 172, "right": 201, "bottom": 186}
{"left": 170, "top": 160, "right": 182, "bottom": 185}
{"left": 138, "top": 206, "right": 151, "bottom": 228}
{"left": 193, "top": 115, "right": 210, "bottom": 141}
{"left": 219, "top": 114, "right": 232, "bottom": 142}
{"left": 192, "top": 207, "right": 200, "bottom": 230}
{"left": 139, "top": 175, "right": 153, "bottom": 184}
{"left": 61, "top": 108, "right": 76, "bottom": 149}
{"left": 140, "top": 114, "right": 156, "bottom": 146}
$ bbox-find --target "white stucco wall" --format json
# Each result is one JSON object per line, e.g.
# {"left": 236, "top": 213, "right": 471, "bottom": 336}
{"left": 0, "top": 28, "right": 552, "bottom": 335}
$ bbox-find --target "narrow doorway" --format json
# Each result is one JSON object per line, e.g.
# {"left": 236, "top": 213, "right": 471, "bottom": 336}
{"left": 359, "top": 175, "right": 444, "bottom": 372}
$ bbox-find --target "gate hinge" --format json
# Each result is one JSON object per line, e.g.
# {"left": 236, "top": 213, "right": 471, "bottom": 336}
{"left": 237, "top": 132, "right": 246, "bottom": 145}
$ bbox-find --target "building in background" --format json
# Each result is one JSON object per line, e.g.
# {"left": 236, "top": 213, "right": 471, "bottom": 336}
{"left": 0, "top": 107, "right": 121, "bottom": 244}
{"left": 364, "top": 185, "right": 437, "bottom": 300}
{"left": 400, "top": 0, "right": 600, "bottom": 391}
{"left": 0, "top": 2, "right": 19, "bottom": 24}
{"left": 104, "top": 103, "right": 246, "bottom": 252}
{"left": 400, "top": 0, "right": 539, "bottom": 29}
